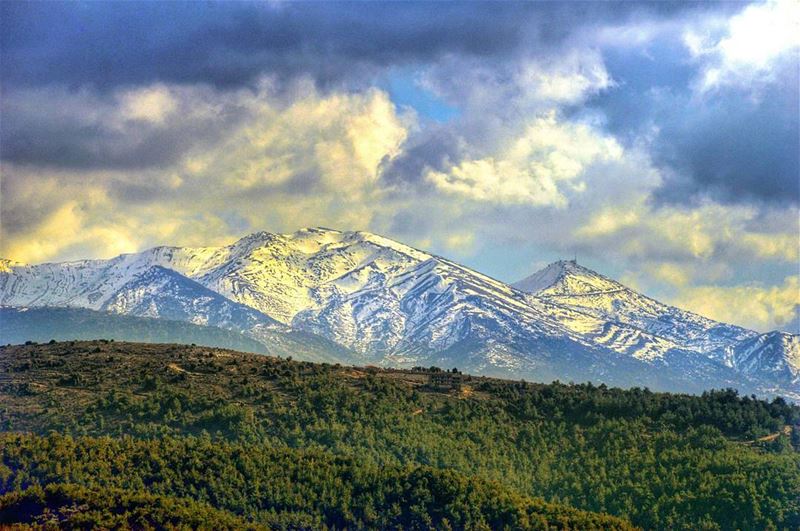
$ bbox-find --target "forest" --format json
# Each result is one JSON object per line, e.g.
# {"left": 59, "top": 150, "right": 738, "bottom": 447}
{"left": 1, "top": 340, "right": 798, "bottom": 530}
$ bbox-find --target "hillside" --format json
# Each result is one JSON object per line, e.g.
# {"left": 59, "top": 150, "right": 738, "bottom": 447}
{"left": 2, "top": 341, "right": 799, "bottom": 530}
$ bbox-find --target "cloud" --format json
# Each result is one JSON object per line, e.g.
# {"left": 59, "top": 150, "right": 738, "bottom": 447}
{"left": 685, "top": 0, "right": 800, "bottom": 92}
{"left": 672, "top": 276, "right": 800, "bottom": 333}
{"left": 575, "top": 199, "right": 799, "bottom": 267}
{"left": 419, "top": 48, "right": 614, "bottom": 117}
{"left": 0, "top": 2, "right": 714, "bottom": 93}
{"left": 204, "top": 84, "right": 410, "bottom": 194}
{"left": 0, "top": 167, "right": 241, "bottom": 264}
{"left": 425, "top": 112, "right": 622, "bottom": 206}
{"left": 0, "top": 82, "right": 411, "bottom": 262}
{"left": 645, "top": 262, "right": 692, "bottom": 288}
{"left": 650, "top": 65, "right": 799, "bottom": 206}
{"left": 0, "top": 84, "right": 246, "bottom": 171}
{"left": 120, "top": 85, "right": 178, "bottom": 124}
{"left": 583, "top": 2, "right": 799, "bottom": 207}
{"left": 7, "top": 1, "right": 792, "bottom": 209}
{"left": 444, "top": 232, "right": 476, "bottom": 253}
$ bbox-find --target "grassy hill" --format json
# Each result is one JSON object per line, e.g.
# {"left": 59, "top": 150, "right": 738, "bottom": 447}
{"left": 1, "top": 341, "right": 799, "bottom": 530}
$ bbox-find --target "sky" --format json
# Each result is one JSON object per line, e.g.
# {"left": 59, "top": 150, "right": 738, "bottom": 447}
{"left": 0, "top": 1, "right": 798, "bottom": 333}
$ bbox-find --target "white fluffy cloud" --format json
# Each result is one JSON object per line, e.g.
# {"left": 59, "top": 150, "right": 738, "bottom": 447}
{"left": 191, "top": 85, "right": 410, "bottom": 194}
{"left": 425, "top": 112, "right": 622, "bottom": 206}
{"left": 513, "top": 49, "right": 614, "bottom": 105}
{"left": 119, "top": 85, "right": 178, "bottom": 124}
{"left": 685, "top": 0, "right": 800, "bottom": 92}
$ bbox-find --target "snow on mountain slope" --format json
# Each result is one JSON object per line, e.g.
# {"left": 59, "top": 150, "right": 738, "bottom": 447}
{"left": 1, "top": 228, "right": 797, "bottom": 398}
{"left": 0, "top": 258, "right": 360, "bottom": 364}
{"left": 514, "top": 260, "right": 757, "bottom": 355}
{"left": 100, "top": 265, "right": 282, "bottom": 332}
{"left": 193, "top": 228, "right": 433, "bottom": 324}
{"left": 514, "top": 260, "right": 619, "bottom": 295}
{"left": 0, "top": 244, "right": 239, "bottom": 312}
{"left": 0, "top": 257, "right": 143, "bottom": 309}
{"left": 293, "top": 254, "right": 561, "bottom": 360}
{"left": 513, "top": 260, "right": 798, "bottom": 395}
{"left": 724, "top": 331, "right": 799, "bottom": 386}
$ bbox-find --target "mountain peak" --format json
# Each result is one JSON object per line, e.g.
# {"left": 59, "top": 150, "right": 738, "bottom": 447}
{"left": 280, "top": 227, "right": 432, "bottom": 261}
{"left": 512, "top": 259, "right": 619, "bottom": 295}
{"left": 235, "top": 230, "right": 277, "bottom": 243}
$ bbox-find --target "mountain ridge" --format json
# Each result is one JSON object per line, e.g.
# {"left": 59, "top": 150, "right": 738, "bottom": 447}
{"left": 1, "top": 227, "right": 797, "bottom": 399}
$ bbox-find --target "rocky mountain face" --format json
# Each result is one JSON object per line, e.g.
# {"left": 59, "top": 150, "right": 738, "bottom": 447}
{"left": 1, "top": 228, "right": 797, "bottom": 399}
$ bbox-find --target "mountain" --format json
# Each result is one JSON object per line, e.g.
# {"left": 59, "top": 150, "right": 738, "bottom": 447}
{"left": 100, "top": 265, "right": 282, "bottom": 331}
{"left": 513, "top": 260, "right": 756, "bottom": 354}
{"left": 1, "top": 227, "right": 797, "bottom": 399}
{"left": 0, "top": 254, "right": 359, "bottom": 364}
{"left": 513, "top": 259, "right": 799, "bottom": 396}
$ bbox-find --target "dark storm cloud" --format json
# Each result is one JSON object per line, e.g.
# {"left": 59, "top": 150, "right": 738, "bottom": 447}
{"left": 0, "top": 2, "right": 528, "bottom": 90}
{"left": 4, "top": 0, "right": 787, "bottom": 208}
{"left": 0, "top": 1, "right": 724, "bottom": 92}
{"left": 380, "top": 126, "right": 465, "bottom": 189}
{"left": 585, "top": 42, "right": 799, "bottom": 206}
{"left": 2, "top": 113, "right": 188, "bottom": 170}
{"left": 0, "top": 168, "right": 58, "bottom": 236}
{"left": 0, "top": 86, "right": 249, "bottom": 171}
{"left": 652, "top": 77, "right": 800, "bottom": 206}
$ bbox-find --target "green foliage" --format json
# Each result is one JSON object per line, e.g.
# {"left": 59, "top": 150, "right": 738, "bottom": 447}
{"left": 0, "top": 433, "right": 631, "bottom": 530}
{"left": 1, "top": 341, "right": 799, "bottom": 530}
{"left": 0, "top": 482, "right": 260, "bottom": 530}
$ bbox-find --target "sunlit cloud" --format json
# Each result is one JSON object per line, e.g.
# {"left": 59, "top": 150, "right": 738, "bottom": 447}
{"left": 673, "top": 276, "right": 800, "bottom": 333}
{"left": 119, "top": 85, "right": 178, "bottom": 124}
{"left": 426, "top": 112, "right": 622, "bottom": 206}
{"left": 575, "top": 199, "right": 799, "bottom": 266}
{"left": 685, "top": 0, "right": 800, "bottom": 93}
{"left": 0, "top": 81, "right": 412, "bottom": 263}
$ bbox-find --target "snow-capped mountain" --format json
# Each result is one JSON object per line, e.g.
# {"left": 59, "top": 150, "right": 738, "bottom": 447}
{"left": 513, "top": 260, "right": 757, "bottom": 355}
{"left": 1, "top": 228, "right": 797, "bottom": 398}
{"left": 101, "top": 265, "right": 281, "bottom": 331}
{"left": 0, "top": 250, "right": 359, "bottom": 364}
{"left": 513, "top": 260, "right": 798, "bottom": 396}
